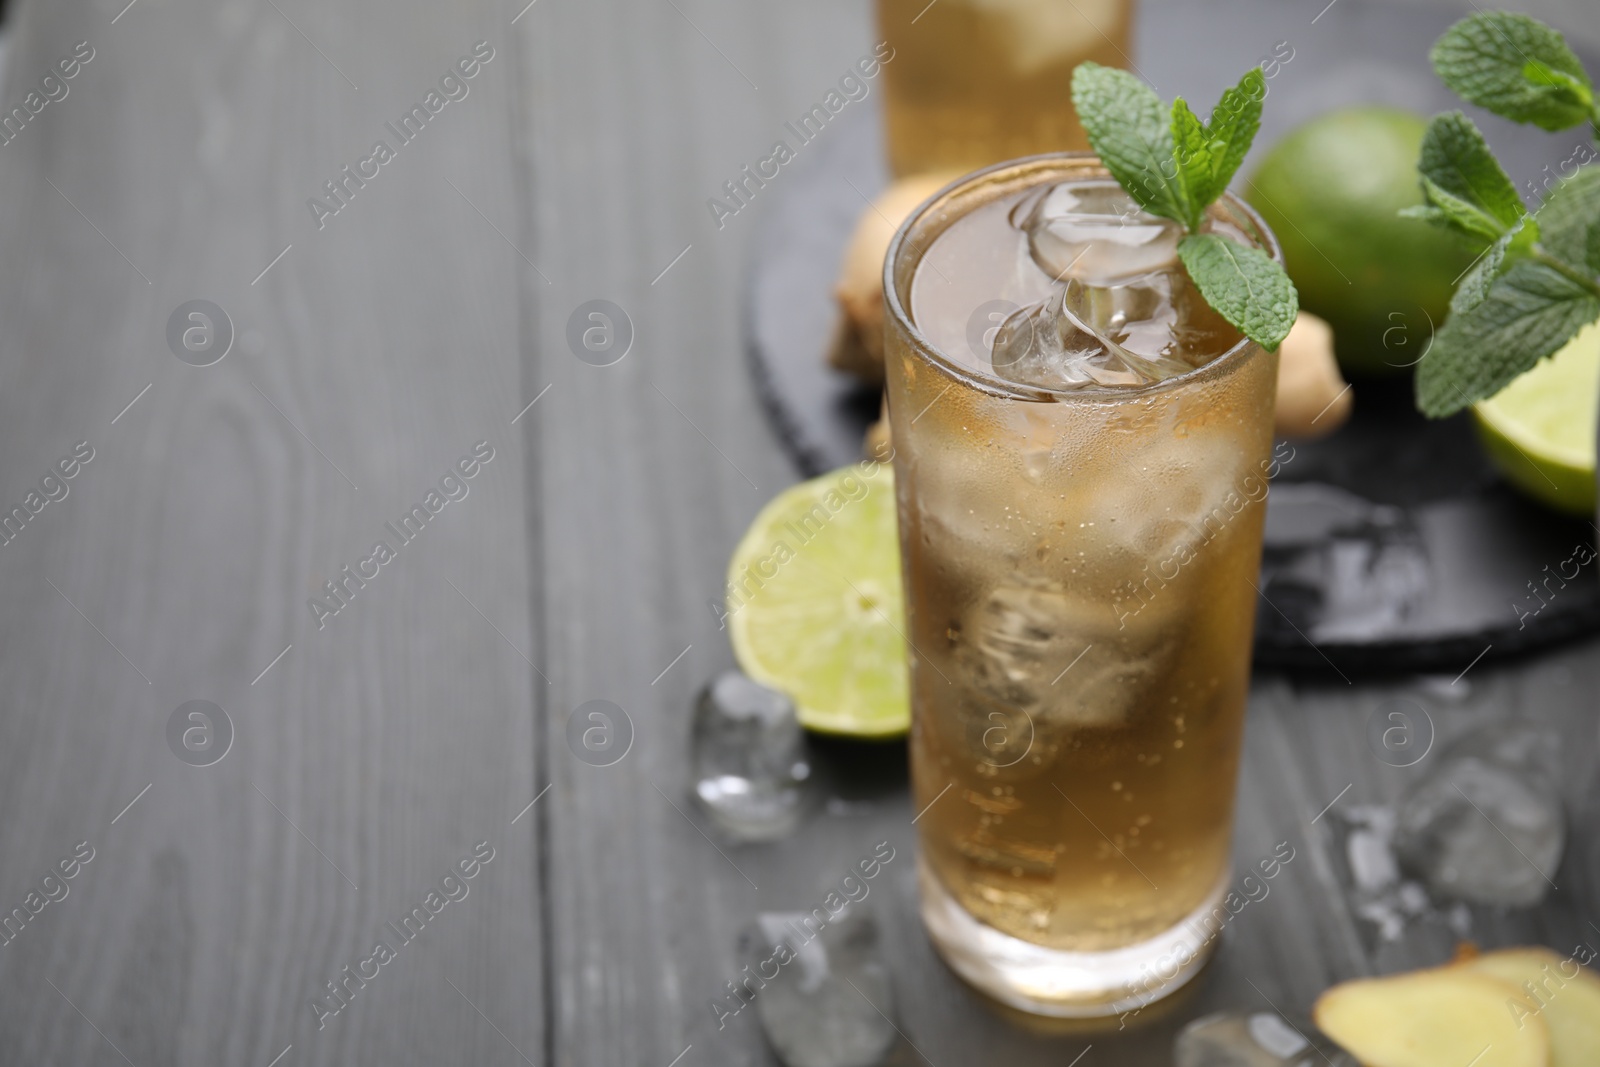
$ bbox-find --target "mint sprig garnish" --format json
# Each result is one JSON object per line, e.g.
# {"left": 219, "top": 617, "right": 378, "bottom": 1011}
{"left": 1071, "top": 64, "right": 1195, "bottom": 227}
{"left": 1451, "top": 216, "right": 1529, "bottom": 315}
{"left": 1071, "top": 62, "right": 1297, "bottom": 351}
{"left": 1535, "top": 165, "right": 1600, "bottom": 270}
{"left": 1416, "top": 260, "right": 1600, "bottom": 415}
{"left": 1430, "top": 12, "right": 1597, "bottom": 134}
{"left": 1409, "top": 12, "right": 1600, "bottom": 417}
{"left": 1401, "top": 111, "right": 1528, "bottom": 240}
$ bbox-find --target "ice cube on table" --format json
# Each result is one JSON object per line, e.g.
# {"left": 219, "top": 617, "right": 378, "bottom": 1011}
{"left": 1176, "top": 1012, "right": 1356, "bottom": 1067}
{"left": 1392, "top": 725, "right": 1564, "bottom": 907}
{"left": 1259, "top": 484, "right": 1430, "bottom": 644}
{"left": 1015, "top": 180, "right": 1183, "bottom": 285}
{"left": 1331, "top": 804, "right": 1472, "bottom": 945}
{"left": 1345, "top": 808, "right": 1400, "bottom": 893}
{"left": 747, "top": 910, "right": 898, "bottom": 1067}
{"left": 691, "top": 671, "right": 811, "bottom": 842}
{"left": 1333, "top": 806, "right": 1412, "bottom": 943}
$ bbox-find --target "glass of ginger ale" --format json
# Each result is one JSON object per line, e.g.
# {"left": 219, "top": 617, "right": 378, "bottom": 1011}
{"left": 876, "top": 0, "right": 1136, "bottom": 177}
{"left": 882, "top": 154, "right": 1280, "bottom": 1016}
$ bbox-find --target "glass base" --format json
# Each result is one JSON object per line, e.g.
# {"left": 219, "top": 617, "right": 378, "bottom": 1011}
{"left": 917, "top": 857, "right": 1228, "bottom": 1018}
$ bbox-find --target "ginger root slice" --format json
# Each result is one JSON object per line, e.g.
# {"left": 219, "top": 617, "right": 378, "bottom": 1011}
{"left": 1314, "top": 967, "right": 1548, "bottom": 1067}
{"left": 826, "top": 313, "right": 881, "bottom": 385}
{"left": 1463, "top": 948, "right": 1600, "bottom": 1067}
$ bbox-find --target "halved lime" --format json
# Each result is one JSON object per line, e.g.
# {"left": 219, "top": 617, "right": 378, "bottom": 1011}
{"left": 725, "top": 462, "right": 909, "bottom": 738}
{"left": 1473, "top": 321, "right": 1600, "bottom": 517}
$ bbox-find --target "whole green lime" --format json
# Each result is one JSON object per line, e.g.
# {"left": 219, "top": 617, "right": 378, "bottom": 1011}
{"left": 1247, "top": 107, "right": 1478, "bottom": 376}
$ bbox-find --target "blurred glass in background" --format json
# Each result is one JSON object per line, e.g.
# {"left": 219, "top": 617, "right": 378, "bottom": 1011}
{"left": 877, "top": 0, "right": 1136, "bottom": 177}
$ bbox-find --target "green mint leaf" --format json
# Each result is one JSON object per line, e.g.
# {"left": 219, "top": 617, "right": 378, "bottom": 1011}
{"left": 1523, "top": 60, "right": 1594, "bottom": 109}
{"left": 1452, "top": 215, "right": 1536, "bottom": 315}
{"left": 1172, "top": 68, "right": 1264, "bottom": 220}
{"left": 1418, "top": 112, "right": 1525, "bottom": 233}
{"left": 1079, "top": 64, "right": 1287, "bottom": 355}
{"left": 1535, "top": 165, "right": 1600, "bottom": 271}
{"left": 1430, "top": 12, "right": 1593, "bottom": 131}
{"left": 1204, "top": 68, "right": 1266, "bottom": 185}
{"left": 1418, "top": 176, "right": 1512, "bottom": 241}
{"left": 1071, "top": 63, "right": 1192, "bottom": 227}
{"left": 1452, "top": 235, "right": 1509, "bottom": 316}
{"left": 1177, "top": 233, "right": 1299, "bottom": 350}
{"left": 1417, "top": 259, "right": 1600, "bottom": 416}
{"left": 1399, "top": 204, "right": 1453, "bottom": 228}
{"left": 1588, "top": 219, "right": 1600, "bottom": 274}
{"left": 1170, "top": 99, "right": 1210, "bottom": 231}
{"left": 1511, "top": 214, "right": 1541, "bottom": 255}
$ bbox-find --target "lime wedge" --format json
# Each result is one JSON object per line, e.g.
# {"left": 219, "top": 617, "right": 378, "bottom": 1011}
{"left": 726, "top": 463, "right": 909, "bottom": 738}
{"left": 1473, "top": 321, "right": 1600, "bottom": 517}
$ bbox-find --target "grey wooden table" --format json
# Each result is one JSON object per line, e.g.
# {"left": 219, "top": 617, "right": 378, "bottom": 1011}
{"left": 0, "top": 0, "right": 1593, "bottom": 1065}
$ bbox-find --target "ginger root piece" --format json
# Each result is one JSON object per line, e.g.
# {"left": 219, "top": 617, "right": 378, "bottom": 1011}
{"left": 830, "top": 172, "right": 960, "bottom": 385}
{"left": 1314, "top": 968, "right": 1548, "bottom": 1067}
{"left": 826, "top": 312, "right": 880, "bottom": 386}
{"left": 1274, "top": 311, "right": 1352, "bottom": 438}
{"left": 1464, "top": 948, "right": 1600, "bottom": 1067}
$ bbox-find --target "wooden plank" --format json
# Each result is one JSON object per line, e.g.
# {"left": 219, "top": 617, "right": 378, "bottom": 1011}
{"left": 517, "top": 0, "right": 896, "bottom": 1061}
{"left": 0, "top": 1, "right": 543, "bottom": 1064}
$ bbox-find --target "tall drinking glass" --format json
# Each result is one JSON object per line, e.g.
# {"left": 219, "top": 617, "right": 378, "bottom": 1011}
{"left": 883, "top": 155, "right": 1281, "bottom": 1016}
{"left": 876, "top": 0, "right": 1136, "bottom": 177}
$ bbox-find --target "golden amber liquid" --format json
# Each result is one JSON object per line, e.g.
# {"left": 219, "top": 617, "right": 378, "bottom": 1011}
{"left": 884, "top": 161, "right": 1277, "bottom": 953}
{"left": 877, "top": 0, "right": 1136, "bottom": 177}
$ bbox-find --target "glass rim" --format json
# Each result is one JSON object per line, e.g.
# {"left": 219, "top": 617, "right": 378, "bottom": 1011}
{"left": 881, "top": 151, "right": 1284, "bottom": 404}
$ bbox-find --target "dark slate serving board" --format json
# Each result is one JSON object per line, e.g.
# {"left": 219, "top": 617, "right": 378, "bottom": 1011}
{"left": 743, "top": 0, "right": 1600, "bottom": 678}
